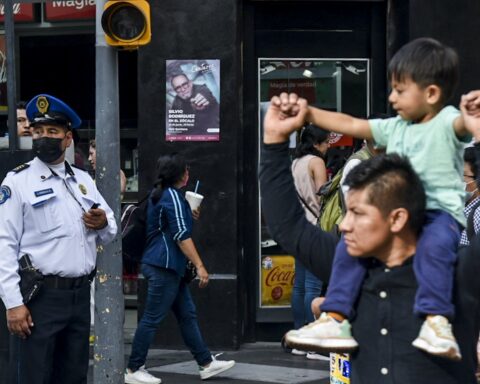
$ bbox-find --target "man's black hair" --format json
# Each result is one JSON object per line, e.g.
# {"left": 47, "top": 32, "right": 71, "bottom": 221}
{"left": 343, "top": 153, "right": 426, "bottom": 234}
{"left": 464, "top": 147, "right": 478, "bottom": 182}
{"left": 388, "top": 37, "right": 459, "bottom": 104}
{"left": 294, "top": 123, "right": 330, "bottom": 160}
{"left": 16, "top": 101, "right": 27, "bottom": 109}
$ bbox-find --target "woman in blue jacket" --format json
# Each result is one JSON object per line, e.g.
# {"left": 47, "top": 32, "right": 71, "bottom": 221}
{"left": 125, "top": 153, "right": 235, "bottom": 384}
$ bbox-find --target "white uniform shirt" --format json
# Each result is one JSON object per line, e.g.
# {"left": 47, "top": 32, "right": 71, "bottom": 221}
{"left": 0, "top": 157, "right": 117, "bottom": 309}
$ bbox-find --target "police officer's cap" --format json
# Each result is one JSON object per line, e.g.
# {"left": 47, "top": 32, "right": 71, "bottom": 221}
{"left": 26, "top": 94, "right": 81, "bottom": 129}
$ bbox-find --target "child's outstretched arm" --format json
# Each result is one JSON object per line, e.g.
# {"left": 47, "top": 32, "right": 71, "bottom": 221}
{"left": 264, "top": 93, "right": 309, "bottom": 144}
{"left": 460, "top": 90, "right": 480, "bottom": 142}
{"left": 306, "top": 104, "right": 373, "bottom": 140}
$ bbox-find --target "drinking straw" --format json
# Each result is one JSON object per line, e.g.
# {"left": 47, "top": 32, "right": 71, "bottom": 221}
{"left": 194, "top": 180, "right": 200, "bottom": 194}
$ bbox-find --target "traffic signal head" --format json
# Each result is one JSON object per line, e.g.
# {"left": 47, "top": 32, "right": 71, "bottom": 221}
{"left": 101, "top": 1, "right": 151, "bottom": 50}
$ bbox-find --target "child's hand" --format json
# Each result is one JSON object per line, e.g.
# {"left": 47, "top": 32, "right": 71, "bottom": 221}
{"left": 264, "top": 92, "right": 308, "bottom": 144}
{"left": 461, "top": 91, "right": 480, "bottom": 141}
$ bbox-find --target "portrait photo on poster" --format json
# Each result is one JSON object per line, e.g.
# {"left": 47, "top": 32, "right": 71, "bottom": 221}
{"left": 166, "top": 60, "right": 220, "bottom": 142}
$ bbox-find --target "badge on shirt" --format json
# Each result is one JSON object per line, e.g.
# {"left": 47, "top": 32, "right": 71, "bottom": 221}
{"left": 34, "top": 188, "right": 54, "bottom": 197}
{"left": 0, "top": 185, "right": 11, "bottom": 204}
{"left": 79, "top": 184, "right": 87, "bottom": 195}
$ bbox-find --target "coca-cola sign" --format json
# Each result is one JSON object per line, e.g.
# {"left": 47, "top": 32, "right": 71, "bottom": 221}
{"left": 45, "top": 1, "right": 96, "bottom": 21}
{"left": 264, "top": 266, "right": 295, "bottom": 287}
{"left": 0, "top": 4, "right": 35, "bottom": 22}
{"left": 260, "top": 255, "right": 295, "bottom": 307}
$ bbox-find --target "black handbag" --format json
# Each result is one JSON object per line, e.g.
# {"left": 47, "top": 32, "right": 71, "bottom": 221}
{"left": 183, "top": 260, "right": 197, "bottom": 283}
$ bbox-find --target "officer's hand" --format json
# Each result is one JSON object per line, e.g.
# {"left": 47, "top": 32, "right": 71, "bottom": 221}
{"left": 83, "top": 208, "right": 108, "bottom": 230}
{"left": 7, "top": 305, "right": 33, "bottom": 339}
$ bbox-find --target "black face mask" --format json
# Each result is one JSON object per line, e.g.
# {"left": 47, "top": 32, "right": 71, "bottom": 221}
{"left": 32, "top": 137, "right": 65, "bottom": 163}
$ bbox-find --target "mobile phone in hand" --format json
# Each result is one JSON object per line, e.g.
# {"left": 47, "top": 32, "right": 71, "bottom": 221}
{"left": 91, "top": 203, "right": 100, "bottom": 209}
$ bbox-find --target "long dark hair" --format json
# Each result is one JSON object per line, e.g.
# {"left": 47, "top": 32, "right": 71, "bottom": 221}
{"left": 151, "top": 153, "right": 188, "bottom": 204}
{"left": 294, "top": 123, "right": 330, "bottom": 160}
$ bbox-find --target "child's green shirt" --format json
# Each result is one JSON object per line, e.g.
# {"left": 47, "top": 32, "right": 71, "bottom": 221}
{"left": 370, "top": 106, "right": 470, "bottom": 226}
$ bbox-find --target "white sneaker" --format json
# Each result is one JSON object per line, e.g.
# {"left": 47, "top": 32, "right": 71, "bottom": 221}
{"left": 284, "top": 312, "right": 358, "bottom": 353}
{"left": 124, "top": 365, "right": 162, "bottom": 384}
{"left": 199, "top": 353, "right": 235, "bottom": 380}
{"left": 412, "top": 315, "right": 461, "bottom": 361}
{"left": 306, "top": 352, "right": 330, "bottom": 361}
{"left": 291, "top": 348, "right": 307, "bottom": 356}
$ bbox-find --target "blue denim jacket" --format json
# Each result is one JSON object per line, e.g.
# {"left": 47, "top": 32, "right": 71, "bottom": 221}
{"left": 142, "top": 187, "right": 192, "bottom": 276}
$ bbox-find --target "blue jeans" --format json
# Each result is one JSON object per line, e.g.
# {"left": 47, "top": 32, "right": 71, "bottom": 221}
{"left": 292, "top": 259, "right": 323, "bottom": 329}
{"left": 128, "top": 264, "right": 212, "bottom": 370}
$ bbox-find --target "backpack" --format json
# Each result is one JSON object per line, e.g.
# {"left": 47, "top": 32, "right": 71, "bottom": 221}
{"left": 121, "top": 195, "right": 150, "bottom": 262}
{"left": 318, "top": 148, "right": 372, "bottom": 235}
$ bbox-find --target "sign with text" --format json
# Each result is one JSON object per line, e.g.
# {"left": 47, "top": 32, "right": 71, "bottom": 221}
{"left": 166, "top": 60, "right": 220, "bottom": 142}
{"left": 260, "top": 254, "right": 295, "bottom": 307}
{"left": 45, "top": 1, "right": 96, "bottom": 21}
{"left": 0, "top": 3, "right": 34, "bottom": 23}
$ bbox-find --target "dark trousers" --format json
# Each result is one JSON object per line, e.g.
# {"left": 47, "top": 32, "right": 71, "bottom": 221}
{"left": 13, "top": 283, "right": 90, "bottom": 384}
{"left": 128, "top": 264, "right": 212, "bottom": 371}
{"left": 322, "top": 210, "right": 461, "bottom": 319}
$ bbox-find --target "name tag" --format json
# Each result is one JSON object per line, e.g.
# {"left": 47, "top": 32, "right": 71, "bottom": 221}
{"left": 34, "top": 188, "right": 54, "bottom": 197}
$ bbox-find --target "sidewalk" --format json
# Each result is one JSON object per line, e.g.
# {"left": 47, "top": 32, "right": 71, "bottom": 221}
{"left": 87, "top": 310, "right": 331, "bottom": 383}
{"left": 88, "top": 342, "right": 330, "bottom": 384}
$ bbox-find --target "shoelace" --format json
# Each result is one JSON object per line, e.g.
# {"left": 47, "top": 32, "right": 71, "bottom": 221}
{"left": 302, "top": 314, "right": 330, "bottom": 329}
{"left": 430, "top": 317, "right": 453, "bottom": 338}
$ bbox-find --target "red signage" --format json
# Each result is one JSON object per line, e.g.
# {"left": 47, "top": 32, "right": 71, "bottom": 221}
{"left": 45, "top": 1, "right": 96, "bottom": 21}
{"left": 329, "top": 132, "right": 354, "bottom": 148}
{"left": 0, "top": 3, "right": 34, "bottom": 23}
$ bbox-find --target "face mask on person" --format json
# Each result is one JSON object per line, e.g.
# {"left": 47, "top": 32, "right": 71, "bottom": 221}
{"left": 464, "top": 180, "right": 478, "bottom": 201}
{"left": 32, "top": 137, "right": 65, "bottom": 163}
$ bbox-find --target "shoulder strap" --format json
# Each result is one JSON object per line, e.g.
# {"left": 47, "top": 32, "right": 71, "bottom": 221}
{"left": 296, "top": 191, "right": 319, "bottom": 219}
{"left": 12, "top": 163, "right": 30, "bottom": 173}
{"left": 467, "top": 200, "right": 480, "bottom": 241}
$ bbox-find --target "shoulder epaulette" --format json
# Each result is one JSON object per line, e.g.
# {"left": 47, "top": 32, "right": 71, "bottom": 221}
{"left": 12, "top": 163, "right": 30, "bottom": 173}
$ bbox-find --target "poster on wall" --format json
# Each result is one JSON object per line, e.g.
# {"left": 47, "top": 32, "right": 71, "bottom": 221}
{"left": 166, "top": 60, "right": 220, "bottom": 142}
{"left": 260, "top": 254, "right": 295, "bottom": 307}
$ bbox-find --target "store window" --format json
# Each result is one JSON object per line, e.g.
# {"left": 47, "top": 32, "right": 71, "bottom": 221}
{"left": 257, "top": 58, "right": 370, "bottom": 315}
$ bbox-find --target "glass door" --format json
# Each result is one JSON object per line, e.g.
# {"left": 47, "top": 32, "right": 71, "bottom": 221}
{"left": 257, "top": 58, "right": 370, "bottom": 320}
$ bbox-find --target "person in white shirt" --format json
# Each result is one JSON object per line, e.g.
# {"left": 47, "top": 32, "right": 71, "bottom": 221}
{"left": 0, "top": 94, "right": 117, "bottom": 384}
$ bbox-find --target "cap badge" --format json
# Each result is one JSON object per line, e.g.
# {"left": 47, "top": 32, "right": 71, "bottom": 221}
{"left": 79, "top": 184, "right": 87, "bottom": 195}
{"left": 36, "top": 96, "right": 49, "bottom": 114}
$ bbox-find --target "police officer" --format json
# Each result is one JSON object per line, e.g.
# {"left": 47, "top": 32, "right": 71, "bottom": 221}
{"left": 0, "top": 94, "right": 117, "bottom": 384}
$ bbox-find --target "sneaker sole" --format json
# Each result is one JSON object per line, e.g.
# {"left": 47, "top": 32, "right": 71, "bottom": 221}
{"left": 125, "top": 377, "right": 162, "bottom": 384}
{"left": 291, "top": 349, "right": 308, "bottom": 356}
{"left": 285, "top": 335, "right": 358, "bottom": 353}
{"left": 412, "top": 337, "right": 462, "bottom": 361}
{"left": 200, "top": 361, "right": 235, "bottom": 380}
{"left": 306, "top": 353, "right": 330, "bottom": 361}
